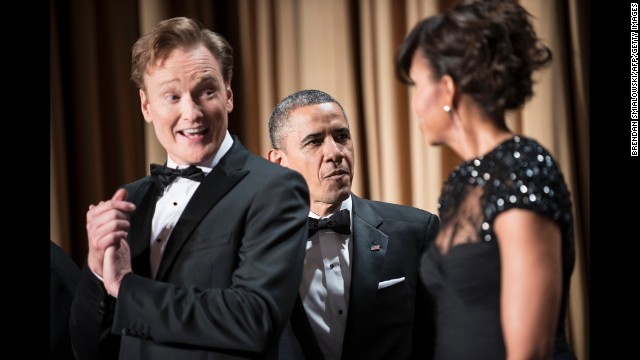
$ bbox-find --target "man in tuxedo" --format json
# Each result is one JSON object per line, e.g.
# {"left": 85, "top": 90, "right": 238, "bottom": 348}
{"left": 267, "top": 90, "right": 440, "bottom": 359}
{"left": 70, "top": 17, "right": 310, "bottom": 360}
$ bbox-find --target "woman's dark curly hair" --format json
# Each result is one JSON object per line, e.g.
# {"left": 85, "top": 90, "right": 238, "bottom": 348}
{"left": 395, "top": 0, "right": 551, "bottom": 125}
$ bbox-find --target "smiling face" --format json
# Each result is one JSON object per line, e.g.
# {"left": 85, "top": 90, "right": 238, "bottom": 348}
{"left": 140, "top": 44, "right": 233, "bottom": 165}
{"left": 273, "top": 102, "right": 354, "bottom": 216}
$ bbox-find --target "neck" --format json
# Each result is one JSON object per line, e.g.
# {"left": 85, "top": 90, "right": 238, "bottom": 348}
{"left": 458, "top": 126, "right": 512, "bottom": 161}
{"left": 311, "top": 202, "right": 343, "bottom": 217}
{"left": 446, "top": 100, "right": 513, "bottom": 161}
{"left": 167, "top": 153, "right": 216, "bottom": 168}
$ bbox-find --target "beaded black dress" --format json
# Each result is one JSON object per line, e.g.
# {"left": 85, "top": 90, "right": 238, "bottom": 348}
{"left": 421, "top": 136, "right": 575, "bottom": 359}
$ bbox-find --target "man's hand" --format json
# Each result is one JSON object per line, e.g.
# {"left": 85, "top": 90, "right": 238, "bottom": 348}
{"left": 103, "top": 239, "right": 132, "bottom": 298}
{"left": 85, "top": 188, "right": 135, "bottom": 276}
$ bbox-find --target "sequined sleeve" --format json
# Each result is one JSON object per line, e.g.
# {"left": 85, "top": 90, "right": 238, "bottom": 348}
{"left": 480, "top": 136, "right": 574, "bottom": 243}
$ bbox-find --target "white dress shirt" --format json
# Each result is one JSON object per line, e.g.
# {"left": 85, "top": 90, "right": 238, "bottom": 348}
{"left": 149, "top": 131, "right": 233, "bottom": 278}
{"left": 300, "top": 196, "right": 353, "bottom": 360}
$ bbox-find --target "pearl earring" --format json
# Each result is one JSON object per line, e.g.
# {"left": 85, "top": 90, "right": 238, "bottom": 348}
{"left": 443, "top": 105, "right": 451, "bottom": 113}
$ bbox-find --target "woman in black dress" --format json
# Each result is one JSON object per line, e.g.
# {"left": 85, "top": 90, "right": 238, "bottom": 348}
{"left": 395, "top": 0, "right": 575, "bottom": 359}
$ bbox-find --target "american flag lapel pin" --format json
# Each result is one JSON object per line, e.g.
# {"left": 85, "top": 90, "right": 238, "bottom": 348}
{"left": 370, "top": 242, "right": 381, "bottom": 251}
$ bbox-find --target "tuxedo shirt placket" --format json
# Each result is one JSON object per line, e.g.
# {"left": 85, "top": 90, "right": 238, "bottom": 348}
{"left": 319, "top": 229, "right": 350, "bottom": 319}
{"left": 149, "top": 178, "right": 200, "bottom": 279}
{"left": 301, "top": 228, "right": 351, "bottom": 360}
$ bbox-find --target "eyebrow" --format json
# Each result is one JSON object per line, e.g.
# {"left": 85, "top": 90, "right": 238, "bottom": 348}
{"left": 299, "top": 126, "right": 350, "bottom": 145}
{"left": 191, "top": 73, "right": 217, "bottom": 85}
{"left": 300, "top": 132, "right": 323, "bottom": 145}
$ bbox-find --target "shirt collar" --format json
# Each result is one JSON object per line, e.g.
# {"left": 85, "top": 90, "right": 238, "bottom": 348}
{"left": 166, "top": 131, "right": 234, "bottom": 174}
{"left": 308, "top": 195, "right": 353, "bottom": 233}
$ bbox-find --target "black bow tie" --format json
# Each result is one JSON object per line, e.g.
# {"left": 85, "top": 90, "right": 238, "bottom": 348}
{"left": 150, "top": 163, "right": 205, "bottom": 190}
{"left": 308, "top": 209, "right": 351, "bottom": 238}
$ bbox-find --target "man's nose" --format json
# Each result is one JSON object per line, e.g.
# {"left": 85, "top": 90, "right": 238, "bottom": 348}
{"left": 324, "top": 138, "right": 344, "bottom": 163}
{"left": 182, "top": 96, "right": 203, "bottom": 121}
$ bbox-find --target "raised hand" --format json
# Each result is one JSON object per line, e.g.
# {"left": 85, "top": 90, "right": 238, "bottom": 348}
{"left": 85, "top": 188, "right": 135, "bottom": 276}
{"left": 103, "top": 238, "right": 132, "bottom": 298}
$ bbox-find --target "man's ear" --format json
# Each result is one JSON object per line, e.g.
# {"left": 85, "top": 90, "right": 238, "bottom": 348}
{"left": 226, "top": 82, "right": 234, "bottom": 113}
{"left": 267, "top": 149, "right": 287, "bottom": 167}
{"left": 140, "top": 89, "right": 152, "bottom": 123}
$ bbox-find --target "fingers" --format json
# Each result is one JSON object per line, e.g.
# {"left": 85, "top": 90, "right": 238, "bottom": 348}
{"left": 119, "top": 238, "right": 131, "bottom": 257}
{"left": 96, "top": 231, "right": 129, "bottom": 250}
{"left": 87, "top": 210, "right": 132, "bottom": 247}
{"left": 88, "top": 215, "right": 131, "bottom": 241}
{"left": 105, "top": 245, "right": 117, "bottom": 258}
{"left": 87, "top": 206, "right": 132, "bottom": 226}
{"left": 87, "top": 199, "right": 136, "bottom": 218}
{"left": 87, "top": 189, "right": 135, "bottom": 220}
{"left": 85, "top": 189, "right": 136, "bottom": 272}
{"left": 111, "top": 188, "right": 128, "bottom": 202}
{"left": 103, "top": 246, "right": 118, "bottom": 296}
{"left": 103, "top": 239, "right": 133, "bottom": 298}
{"left": 86, "top": 189, "right": 136, "bottom": 238}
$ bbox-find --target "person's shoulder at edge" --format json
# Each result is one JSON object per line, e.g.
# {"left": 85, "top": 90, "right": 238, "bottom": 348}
{"left": 51, "top": 241, "right": 80, "bottom": 283}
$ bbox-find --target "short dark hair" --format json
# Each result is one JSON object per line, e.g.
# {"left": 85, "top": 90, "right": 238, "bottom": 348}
{"left": 395, "top": 0, "right": 551, "bottom": 124}
{"left": 131, "top": 17, "right": 234, "bottom": 91}
{"left": 269, "top": 90, "right": 349, "bottom": 150}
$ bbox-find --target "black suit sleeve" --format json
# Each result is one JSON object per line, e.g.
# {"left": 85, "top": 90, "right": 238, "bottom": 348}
{"left": 70, "top": 265, "right": 121, "bottom": 360}
{"left": 111, "top": 170, "right": 309, "bottom": 353}
{"left": 69, "top": 182, "right": 147, "bottom": 360}
{"left": 411, "top": 213, "right": 440, "bottom": 360}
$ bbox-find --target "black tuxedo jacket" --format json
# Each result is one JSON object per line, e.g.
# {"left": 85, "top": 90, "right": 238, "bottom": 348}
{"left": 280, "top": 194, "right": 440, "bottom": 360}
{"left": 70, "top": 137, "right": 310, "bottom": 360}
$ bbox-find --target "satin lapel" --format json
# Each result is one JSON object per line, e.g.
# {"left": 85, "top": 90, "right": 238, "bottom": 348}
{"left": 155, "top": 141, "right": 250, "bottom": 281}
{"left": 127, "top": 179, "right": 158, "bottom": 278}
{"left": 341, "top": 195, "right": 388, "bottom": 359}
